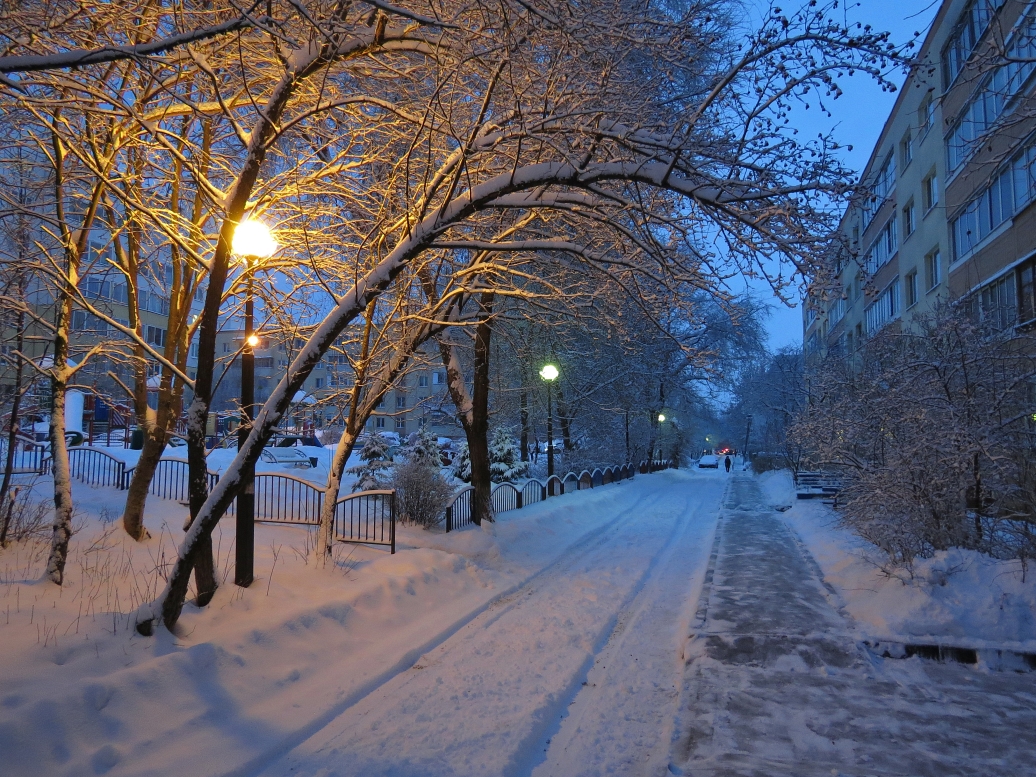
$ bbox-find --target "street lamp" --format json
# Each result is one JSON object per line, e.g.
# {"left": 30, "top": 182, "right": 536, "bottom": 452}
{"left": 539, "top": 364, "right": 559, "bottom": 479}
{"left": 231, "top": 217, "right": 276, "bottom": 588}
{"left": 658, "top": 413, "right": 666, "bottom": 423}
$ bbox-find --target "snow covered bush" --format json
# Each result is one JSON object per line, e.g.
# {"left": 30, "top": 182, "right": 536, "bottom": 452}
{"left": 346, "top": 434, "right": 393, "bottom": 492}
{"left": 489, "top": 428, "right": 529, "bottom": 483}
{"left": 792, "top": 309, "right": 1036, "bottom": 567}
{"left": 392, "top": 458, "right": 454, "bottom": 528}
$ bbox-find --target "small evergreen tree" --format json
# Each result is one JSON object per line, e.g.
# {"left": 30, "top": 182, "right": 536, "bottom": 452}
{"left": 346, "top": 433, "right": 393, "bottom": 491}
{"left": 400, "top": 426, "right": 440, "bottom": 466}
{"left": 452, "top": 442, "right": 472, "bottom": 483}
{"left": 489, "top": 427, "right": 530, "bottom": 483}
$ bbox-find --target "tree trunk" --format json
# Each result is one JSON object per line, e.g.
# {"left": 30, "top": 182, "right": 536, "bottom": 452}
{"left": 0, "top": 310, "right": 26, "bottom": 547}
{"left": 45, "top": 368, "right": 74, "bottom": 585}
{"left": 467, "top": 293, "right": 495, "bottom": 525}
{"left": 554, "top": 383, "right": 574, "bottom": 451}
{"left": 519, "top": 387, "right": 529, "bottom": 462}
{"left": 435, "top": 293, "right": 495, "bottom": 525}
{"left": 121, "top": 431, "right": 167, "bottom": 540}
{"left": 319, "top": 426, "right": 359, "bottom": 558}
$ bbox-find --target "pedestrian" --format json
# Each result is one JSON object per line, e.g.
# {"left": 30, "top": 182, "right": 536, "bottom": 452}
{"left": 724, "top": 455, "right": 732, "bottom": 473}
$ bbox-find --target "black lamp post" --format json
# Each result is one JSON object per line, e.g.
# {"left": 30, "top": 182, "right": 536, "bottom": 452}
{"left": 231, "top": 219, "right": 275, "bottom": 588}
{"left": 539, "top": 364, "right": 558, "bottom": 479}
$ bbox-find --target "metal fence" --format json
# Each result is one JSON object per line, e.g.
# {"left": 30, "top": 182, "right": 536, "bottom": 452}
{"left": 0, "top": 436, "right": 50, "bottom": 475}
{"left": 442, "top": 458, "right": 670, "bottom": 532}
{"left": 68, "top": 447, "right": 130, "bottom": 489}
{"left": 335, "top": 489, "right": 395, "bottom": 553}
{"left": 254, "top": 472, "right": 323, "bottom": 525}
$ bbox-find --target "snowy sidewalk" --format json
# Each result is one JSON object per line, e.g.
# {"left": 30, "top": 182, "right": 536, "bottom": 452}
{"left": 669, "top": 475, "right": 1036, "bottom": 777}
{"left": 255, "top": 470, "right": 726, "bottom": 777}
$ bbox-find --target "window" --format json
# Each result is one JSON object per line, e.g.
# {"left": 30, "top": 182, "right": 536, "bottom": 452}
{"left": 145, "top": 325, "right": 166, "bottom": 348}
{"left": 395, "top": 418, "right": 406, "bottom": 430}
{"left": 314, "top": 378, "right": 323, "bottom": 389}
{"left": 922, "top": 172, "right": 939, "bottom": 213}
{"left": 919, "top": 95, "right": 935, "bottom": 136}
{"left": 375, "top": 417, "right": 386, "bottom": 428}
{"left": 925, "top": 249, "right": 942, "bottom": 291}
{"left": 946, "top": 7, "right": 1036, "bottom": 171}
{"left": 865, "top": 278, "right": 901, "bottom": 336}
{"left": 902, "top": 200, "right": 915, "bottom": 238}
{"left": 950, "top": 142, "right": 1029, "bottom": 260}
{"left": 861, "top": 153, "right": 896, "bottom": 230}
{"left": 900, "top": 131, "right": 913, "bottom": 168}
{"left": 418, "top": 375, "right": 429, "bottom": 387}
{"left": 223, "top": 342, "right": 231, "bottom": 354}
{"left": 865, "top": 219, "right": 897, "bottom": 274}
{"left": 432, "top": 371, "right": 446, "bottom": 385}
{"left": 396, "top": 395, "right": 407, "bottom": 409}
{"left": 1019, "top": 257, "right": 1036, "bottom": 324}
{"left": 377, "top": 397, "right": 385, "bottom": 409}
{"left": 190, "top": 341, "right": 199, "bottom": 359}
{"left": 974, "top": 273, "right": 1017, "bottom": 332}
{"left": 942, "top": 0, "right": 1005, "bottom": 86}
{"left": 830, "top": 296, "right": 846, "bottom": 326}
{"left": 906, "top": 270, "right": 919, "bottom": 307}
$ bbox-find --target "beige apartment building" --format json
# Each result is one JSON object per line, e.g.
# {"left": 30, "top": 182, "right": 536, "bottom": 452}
{"left": 210, "top": 330, "right": 462, "bottom": 440}
{"left": 805, "top": 0, "right": 1036, "bottom": 355}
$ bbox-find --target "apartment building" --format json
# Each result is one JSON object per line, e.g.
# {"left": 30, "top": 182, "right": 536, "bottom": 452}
{"left": 210, "top": 331, "right": 463, "bottom": 440}
{"left": 804, "top": 0, "right": 1036, "bottom": 355}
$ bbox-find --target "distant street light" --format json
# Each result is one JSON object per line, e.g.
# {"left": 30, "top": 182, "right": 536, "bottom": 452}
{"left": 539, "top": 364, "right": 559, "bottom": 478}
{"left": 232, "top": 218, "right": 276, "bottom": 588}
{"left": 658, "top": 413, "right": 666, "bottom": 423}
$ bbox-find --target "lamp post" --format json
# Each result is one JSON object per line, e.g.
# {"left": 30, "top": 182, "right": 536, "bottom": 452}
{"left": 539, "top": 364, "right": 559, "bottom": 480}
{"left": 231, "top": 218, "right": 276, "bottom": 588}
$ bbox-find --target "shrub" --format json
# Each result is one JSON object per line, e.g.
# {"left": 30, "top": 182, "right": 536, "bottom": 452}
{"left": 392, "top": 459, "right": 455, "bottom": 527}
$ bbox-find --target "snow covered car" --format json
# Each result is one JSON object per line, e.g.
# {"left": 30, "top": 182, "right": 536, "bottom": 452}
{"left": 698, "top": 454, "right": 719, "bottom": 468}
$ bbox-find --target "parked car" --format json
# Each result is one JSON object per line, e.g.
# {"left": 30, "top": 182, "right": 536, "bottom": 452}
{"left": 698, "top": 454, "right": 719, "bottom": 468}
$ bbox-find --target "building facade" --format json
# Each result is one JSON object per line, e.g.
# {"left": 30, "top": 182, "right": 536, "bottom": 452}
{"left": 805, "top": 0, "right": 1036, "bottom": 354}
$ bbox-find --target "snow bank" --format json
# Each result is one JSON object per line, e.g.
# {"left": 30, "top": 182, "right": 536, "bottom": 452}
{"left": 761, "top": 470, "right": 1036, "bottom": 651}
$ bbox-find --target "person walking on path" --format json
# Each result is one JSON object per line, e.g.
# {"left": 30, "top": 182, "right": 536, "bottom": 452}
{"left": 724, "top": 455, "right": 732, "bottom": 472}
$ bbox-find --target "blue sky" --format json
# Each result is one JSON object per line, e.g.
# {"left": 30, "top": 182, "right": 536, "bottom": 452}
{"left": 747, "top": 0, "right": 941, "bottom": 351}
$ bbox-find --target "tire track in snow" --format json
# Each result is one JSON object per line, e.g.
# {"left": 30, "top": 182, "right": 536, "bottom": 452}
{"left": 232, "top": 481, "right": 674, "bottom": 777}
{"left": 250, "top": 473, "right": 722, "bottom": 777}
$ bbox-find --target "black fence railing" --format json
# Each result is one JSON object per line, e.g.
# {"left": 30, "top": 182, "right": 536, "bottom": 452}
{"left": 442, "top": 460, "right": 669, "bottom": 532}
{"left": 0, "top": 436, "right": 50, "bottom": 475}
{"left": 254, "top": 472, "right": 323, "bottom": 525}
{"left": 335, "top": 489, "right": 395, "bottom": 553}
{"left": 68, "top": 447, "right": 130, "bottom": 489}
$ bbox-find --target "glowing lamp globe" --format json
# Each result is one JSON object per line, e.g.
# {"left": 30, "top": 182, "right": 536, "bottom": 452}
{"left": 539, "top": 364, "right": 559, "bottom": 381}
{"left": 232, "top": 219, "right": 277, "bottom": 259}
{"left": 246, "top": 334, "right": 260, "bottom": 348}
{"left": 658, "top": 414, "right": 666, "bottom": 423}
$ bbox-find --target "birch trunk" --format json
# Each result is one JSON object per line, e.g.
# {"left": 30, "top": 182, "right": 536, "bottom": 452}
{"left": 45, "top": 342, "right": 73, "bottom": 584}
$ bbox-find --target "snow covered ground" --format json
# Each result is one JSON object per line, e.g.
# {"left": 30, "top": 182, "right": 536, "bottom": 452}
{"left": 0, "top": 468, "right": 725, "bottom": 777}
{"left": 4, "top": 467, "right": 1036, "bottom": 777}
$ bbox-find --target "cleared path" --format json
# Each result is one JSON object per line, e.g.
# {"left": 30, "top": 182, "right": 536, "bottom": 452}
{"left": 669, "top": 475, "right": 1036, "bottom": 776}
{"left": 256, "top": 469, "right": 727, "bottom": 777}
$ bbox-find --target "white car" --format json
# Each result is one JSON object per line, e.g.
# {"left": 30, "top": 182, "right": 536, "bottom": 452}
{"left": 698, "top": 454, "right": 719, "bottom": 468}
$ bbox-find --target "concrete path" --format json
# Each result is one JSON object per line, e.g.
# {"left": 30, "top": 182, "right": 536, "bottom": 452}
{"left": 669, "top": 475, "right": 1036, "bottom": 777}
